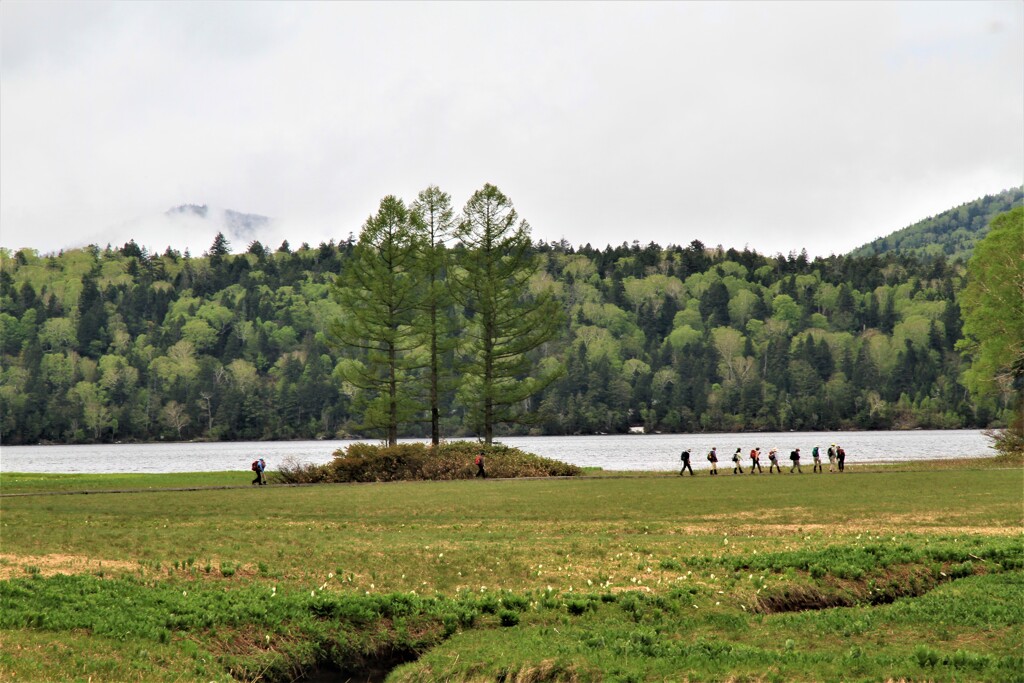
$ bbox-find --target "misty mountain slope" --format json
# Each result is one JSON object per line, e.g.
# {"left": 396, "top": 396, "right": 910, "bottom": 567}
{"left": 849, "top": 186, "right": 1023, "bottom": 262}
{"left": 164, "top": 204, "right": 272, "bottom": 246}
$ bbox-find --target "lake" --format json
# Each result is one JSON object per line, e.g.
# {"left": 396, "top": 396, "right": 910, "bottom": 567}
{"left": 0, "top": 430, "right": 994, "bottom": 474}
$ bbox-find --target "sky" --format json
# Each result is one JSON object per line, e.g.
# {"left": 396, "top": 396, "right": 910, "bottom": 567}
{"left": 2, "top": 1, "right": 1022, "bottom": 258}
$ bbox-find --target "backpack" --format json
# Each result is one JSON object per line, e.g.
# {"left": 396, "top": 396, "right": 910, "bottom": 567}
{"left": 251, "top": 460, "right": 259, "bottom": 472}
{"left": 474, "top": 455, "right": 482, "bottom": 466}
{"left": 812, "top": 447, "right": 819, "bottom": 458}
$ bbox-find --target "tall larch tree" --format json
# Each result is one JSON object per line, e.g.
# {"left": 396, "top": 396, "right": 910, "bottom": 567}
{"left": 330, "top": 196, "right": 426, "bottom": 446}
{"left": 411, "top": 185, "right": 458, "bottom": 445}
{"left": 450, "top": 184, "right": 564, "bottom": 444}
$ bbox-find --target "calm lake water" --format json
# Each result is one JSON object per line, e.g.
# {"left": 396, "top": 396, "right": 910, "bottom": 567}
{"left": 0, "top": 430, "right": 994, "bottom": 474}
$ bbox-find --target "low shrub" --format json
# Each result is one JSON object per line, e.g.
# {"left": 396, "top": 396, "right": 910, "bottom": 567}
{"left": 278, "top": 441, "right": 582, "bottom": 484}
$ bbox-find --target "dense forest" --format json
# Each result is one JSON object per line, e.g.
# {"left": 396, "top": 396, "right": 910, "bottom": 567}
{"left": 850, "top": 186, "right": 1022, "bottom": 262}
{"left": 0, "top": 213, "right": 1016, "bottom": 445}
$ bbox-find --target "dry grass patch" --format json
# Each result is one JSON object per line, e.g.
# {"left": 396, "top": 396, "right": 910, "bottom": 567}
{"left": 0, "top": 553, "right": 137, "bottom": 580}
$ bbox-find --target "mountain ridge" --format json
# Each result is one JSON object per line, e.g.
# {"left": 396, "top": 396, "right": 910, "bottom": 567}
{"left": 849, "top": 186, "right": 1023, "bottom": 261}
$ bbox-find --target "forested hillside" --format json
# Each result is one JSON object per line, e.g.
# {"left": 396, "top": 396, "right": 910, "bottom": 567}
{"left": 3, "top": 224, "right": 1014, "bottom": 445}
{"left": 850, "top": 186, "right": 1023, "bottom": 261}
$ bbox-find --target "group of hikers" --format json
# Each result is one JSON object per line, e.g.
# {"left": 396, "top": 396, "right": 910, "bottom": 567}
{"left": 679, "top": 444, "right": 848, "bottom": 476}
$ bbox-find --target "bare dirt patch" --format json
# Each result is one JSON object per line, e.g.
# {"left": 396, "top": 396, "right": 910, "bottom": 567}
{"left": 0, "top": 553, "right": 137, "bottom": 580}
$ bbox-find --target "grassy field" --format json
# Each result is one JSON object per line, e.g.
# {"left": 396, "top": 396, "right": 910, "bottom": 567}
{"left": 1, "top": 460, "right": 1021, "bottom": 682}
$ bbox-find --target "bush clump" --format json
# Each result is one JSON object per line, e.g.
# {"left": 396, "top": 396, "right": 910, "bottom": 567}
{"left": 277, "top": 441, "right": 581, "bottom": 484}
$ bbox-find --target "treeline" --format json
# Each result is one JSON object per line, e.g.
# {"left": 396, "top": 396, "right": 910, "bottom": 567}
{"left": 0, "top": 223, "right": 1014, "bottom": 444}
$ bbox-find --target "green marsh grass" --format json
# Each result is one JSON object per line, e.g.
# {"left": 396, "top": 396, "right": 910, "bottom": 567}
{"left": 1, "top": 464, "right": 1021, "bottom": 681}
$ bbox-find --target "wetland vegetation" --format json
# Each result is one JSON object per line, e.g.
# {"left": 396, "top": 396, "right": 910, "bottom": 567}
{"left": 1, "top": 458, "right": 1021, "bottom": 681}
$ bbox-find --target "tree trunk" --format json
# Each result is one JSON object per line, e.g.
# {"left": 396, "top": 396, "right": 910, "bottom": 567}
{"left": 388, "top": 340, "right": 398, "bottom": 447}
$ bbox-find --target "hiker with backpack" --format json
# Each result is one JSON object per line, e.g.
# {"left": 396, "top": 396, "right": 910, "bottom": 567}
{"left": 789, "top": 448, "right": 802, "bottom": 473}
{"left": 731, "top": 447, "right": 744, "bottom": 475}
{"left": 837, "top": 445, "right": 846, "bottom": 472}
{"left": 811, "top": 445, "right": 823, "bottom": 473}
{"left": 750, "top": 447, "right": 763, "bottom": 474}
{"left": 767, "top": 448, "right": 781, "bottom": 473}
{"left": 474, "top": 451, "right": 486, "bottom": 478}
{"left": 679, "top": 449, "right": 694, "bottom": 476}
{"left": 707, "top": 447, "right": 719, "bottom": 475}
{"left": 251, "top": 458, "right": 266, "bottom": 486}
{"left": 828, "top": 444, "right": 837, "bottom": 473}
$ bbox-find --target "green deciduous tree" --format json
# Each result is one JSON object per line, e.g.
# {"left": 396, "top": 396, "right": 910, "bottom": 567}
{"left": 958, "top": 207, "right": 1024, "bottom": 453}
{"left": 450, "top": 185, "right": 564, "bottom": 444}
{"left": 959, "top": 207, "right": 1024, "bottom": 399}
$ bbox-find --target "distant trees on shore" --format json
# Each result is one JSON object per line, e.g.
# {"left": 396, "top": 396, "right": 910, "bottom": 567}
{"left": 1, "top": 200, "right": 1016, "bottom": 445}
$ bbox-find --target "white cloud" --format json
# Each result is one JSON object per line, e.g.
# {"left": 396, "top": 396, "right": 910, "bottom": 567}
{"left": 2, "top": 1, "right": 1021, "bottom": 257}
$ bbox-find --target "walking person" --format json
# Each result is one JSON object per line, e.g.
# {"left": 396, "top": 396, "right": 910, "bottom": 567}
{"left": 837, "top": 445, "right": 846, "bottom": 472}
{"left": 731, "top": 448, "right": 745, "bottom": 474}
{"left": 750, "top": 447, "right": 763, "bottom": 474}
{"left": 707, "top": 447, "right": 719, "bottom": 475}
{"left": 828, "top": 444, "right": 837, "bottom": 473}
{"left": 679, "top": 449, "right": 694, "bottom": 476}
{"left": 789, "top": 448, "right": 803, "bottom": 473}
{"left": 474, "top": 451, "right": 487, "bottom": 478}
{"left": 812, "top": 445, "right": 823, "bottom": 473}
{"left": 251, "top": 457, "right": 266, "bottom": 486}
{"left": 767, "top": 448, "right": 781, "bottom": 473}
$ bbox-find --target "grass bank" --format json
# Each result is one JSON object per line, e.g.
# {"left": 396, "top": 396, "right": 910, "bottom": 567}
{"left": 1, "top": 462, "right": 1021, "bottom": 681}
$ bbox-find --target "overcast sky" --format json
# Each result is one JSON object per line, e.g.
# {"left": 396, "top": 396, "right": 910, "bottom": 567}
{"left": 2, "top": 1, "right": 1022, "bottom": 258}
